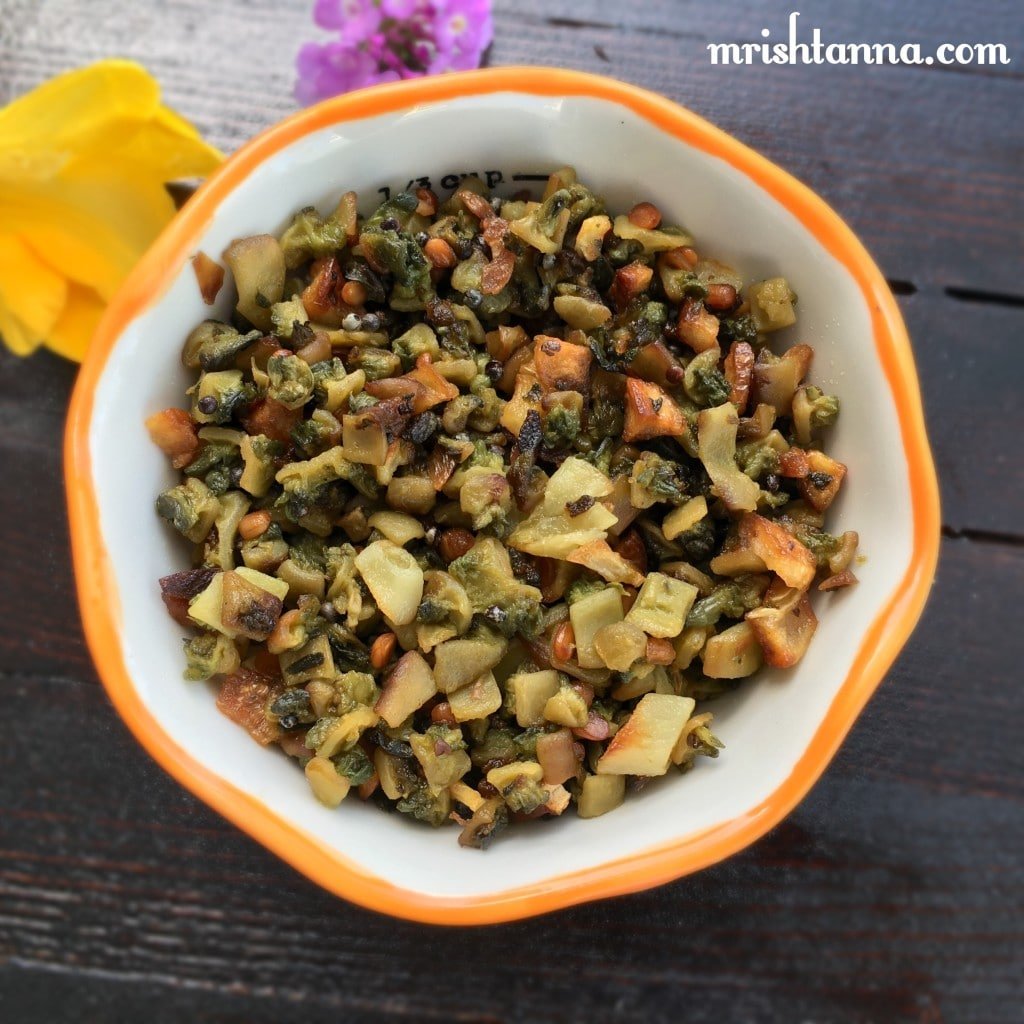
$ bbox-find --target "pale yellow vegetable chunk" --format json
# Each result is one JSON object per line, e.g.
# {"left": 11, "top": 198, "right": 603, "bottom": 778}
{"left": 354, "top": 539, "right": 424, "bottom": 626}
{"left": 662, "top": 495, "right": 708, "bottom": 540}
{"left": 487, "top": 761, "right": 544, "bottom": 790}
{"left": 223, "top": 234, "right": 285, "bottom": 331}
{"left": 542, "top": 456, "right": 615, "bottom": 510}
{"left": 367, "top": 510, "right": 425, "bottom": 547}
{"left": 432, "top": 635, "right": 507, "bottom": 693}
{"left": 375, "top": 651, "right": 437, "bottom": 727}
{"left": 567, "top": 539, "right": 644, "bottom": 586}
{"left": 315, "top": 706, "right": 379, "bottom": 758}
{"left": 593, "top": 621, "right": 647, "bottom": 672}
{"left": 624, "top": 572, "right": 697, "bottom": 639}
{"left": 611, "top": 214, "right": 692, "bottom": 253}
{"left": 543, "top": 683, "right": 590, "bottom": 728}
{"left": 448, "top": 671, "right": 503, "bottom": 723}
{"left": 698, "top": 403, "right": 761, "bottom": 512}
{"left": 577, "top": 774, "right": 626, "bottom": 818}
{"left": 574, "top": 214, "right": 612, "bottom": 261}
{"left": 701, "top": 621, "right": 764, "bottom": 679}
{"left": 509, "top": 457, "right": 618, "bottom": 559}
{"left": 748, "top": 276, "right": 797, "bottom": 331}
{"left": 305, "top": 756, "right": 351, "bottom": 807}
{"left": 553, "top": 294, "right": 611, "bottom": 330}
{"left": 449, "top": 780, "right": 485, "bottom": 813}
{"left": 510, "top": 669, "right": 561, "bottom": 727}
{"left": 188, "top": 567, "right": 287, "bottom": 636}
{"left": 569, "top": 587, "right": 625, "bottom": 669}
{"left": 596, "top": 693, "right": 696, "bottom": 776}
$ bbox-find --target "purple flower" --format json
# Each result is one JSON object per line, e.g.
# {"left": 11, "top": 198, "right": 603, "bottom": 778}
{"left": 379, "top": 0, "right": 417, "bottom": 16}
{"left": 435, "top": 0, "right": 491, "bottom": 55}
{"left": 295, "top": 0, "right": 493, "bottom": 103}
{"left": 295, "top": 40, "right": 379, "bottom": 105}
{"left": 314, "top": 0, "right": 381, "bottom": 41}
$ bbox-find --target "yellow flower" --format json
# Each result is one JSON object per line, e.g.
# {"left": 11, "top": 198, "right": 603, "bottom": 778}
{"left": 0, "top": 60, "right": 222, "bottom": 361}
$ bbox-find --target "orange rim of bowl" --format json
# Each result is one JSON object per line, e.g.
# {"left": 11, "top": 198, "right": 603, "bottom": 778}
{"left": 65, "top": 67, "right": 940, "bottom": 925}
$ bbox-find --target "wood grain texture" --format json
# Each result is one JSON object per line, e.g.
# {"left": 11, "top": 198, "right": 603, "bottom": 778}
{"left": 2, "top": 0, "right": 1022, "bottom": 295}
{"left": 1, "top": 0, "right": 1023, "bottom": 1021}
{"left": 1, "top": 539, "right": 1022, "bottom": 1024}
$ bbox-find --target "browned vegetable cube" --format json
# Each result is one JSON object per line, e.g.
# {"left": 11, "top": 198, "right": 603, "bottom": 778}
{"left": 796, "top": 450, "right": 847, "bottom": 511}
{"left": 623, "top": 377, "right": 684, "bottom": 442}
{"left": 534, "top": 335, "right": 592, "bottom": 394}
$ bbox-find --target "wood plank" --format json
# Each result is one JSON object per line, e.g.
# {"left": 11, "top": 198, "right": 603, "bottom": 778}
{"left": 897, "top": 290, "right": 1024, "bottom": 537}
{"left": 0, "top": 350, "right": 91, "bottom": 679}
{"left": 0, "top": 540, "right": 1021, "bottom": 1023}
{"left": 514, "top": 0, "right": 1024, "bottom": 65}
{"left": 2, "top": 282, "right": 1016, "bottom": 686}
{"left": 0, "top": 285, "right": 1020, "bottom": 682}
{"left": 483, "top": 17, "right": 1024, "bottom": 297}
{"left": 1, "top": 3, "right": 1021, "bottom": 1019}
{"left": 0, "top": 0, "right": 1021, "bottom": 295}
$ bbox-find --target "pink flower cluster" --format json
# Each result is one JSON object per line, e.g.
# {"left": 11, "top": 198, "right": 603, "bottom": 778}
{"left": 296, "top": 0, "right": 493, "bottom": 103}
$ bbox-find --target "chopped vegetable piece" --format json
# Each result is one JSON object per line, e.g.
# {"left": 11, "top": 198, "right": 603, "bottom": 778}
{"left": 697, "top": 402, "right": 762, "bottom": 512}
{"left": 433, "top": 634, "right": 507, "bottom": 694}
{"left": 792, "top": 385, "right": 840, "bottom": 445}
{"left": 510, "top": 670, "right": 561, "bottom": 727}
{"left": 625, "top": 572, "right": 697, "bottom": 638}
{"left": 596, "top": 694, "right": 695, "bottom": 776}
{"left": 222, "top": 234, "right": 285, "bottom": 332}
{"left": 566, "top": 539, "right": 644, "bottom": 586}
{"left": 751, "top": 345, "right": 813, "bottom": 414}
{"left": 355, "top": 540, "right": 425, "bottom": 625}
{"left": 796, "top": 450, "right": 847, "bottom": 511}
{"left": 305, "top": 756, "right": 351, "bottom": 807}
{"left": 663, "top": 496, "right": 708, "bottom": 540}
{"left": 738, "top": 513, "right": 817, "bottom": 591}
{"left": 191, "top": 251, "right": 225, "bottom": 305}
{"left": 575, "top": 214, "right": 611, "bottom": 261}
{"left": 448, "top": 671, "right": 503, "bottom": 723}
{"left": 746, "top": 589, "right": 818, "bottom": 667}
{"left": 701, "top": 622, "right": 763, "bottom": 678}
{"left": 677, "top": 296, "right": 720, "bottom": 353}
{"left": 146, "top": 408, "right": 199, "bottom": 469}
{"left": 534, "top": 335, "right": 593, "bottom": 393}
{"left": 748, "top": 277, "right": 797, "bottom": 331}
{"left": 623, "top": 377, "right": 685, "bottom": 442}
{"left": 592, "top": 620, "right": 647, "bottom": 672}
{"left": 216, "top": 668, "right": 282, "bottom": 745}
{"left": 544, "top": 682, "right": 590, "bottom": 728}
{"left": 153, "top": 167, "right": 856, "bottom": 847}
{"left": 569, "top": 586, "right": 625, "bottom": 669}
{"left": 375, "top": 651, "right": 437, "bottom": 727}
{"left": 724, "top": 340, "right": 755, "bottom": 412}
{"left": 577, "top": 774, "right": 626, "bottom": 818}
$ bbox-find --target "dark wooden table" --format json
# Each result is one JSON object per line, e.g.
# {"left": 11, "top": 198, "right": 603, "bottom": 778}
{"left": 2, "top": 2, "right": 1022, "bottom": 1021}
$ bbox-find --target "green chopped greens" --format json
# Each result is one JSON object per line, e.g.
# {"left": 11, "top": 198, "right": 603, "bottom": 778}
{"left": 149, "top": 166, "right": 856, "bottom": 849}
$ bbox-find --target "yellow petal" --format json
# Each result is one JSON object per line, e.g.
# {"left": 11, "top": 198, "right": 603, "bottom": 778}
{"left": 108, "top": 107, "right": 222, "bottom": 180}
{"left": 45, "top": 283, "right": 105, "bottom": 362}
{"left": 0, "top": 232, "right": 67, "bottom": 339}
{"left": 2, "top": 124, "right": 220, "bottom": 301}
{"left": 29, "top": 159, "right": 180, "bottom": 269}
{"left": 0, "top": 60, "right": 159, "bottom": 155}
{"left": 0, "top": 59, "right": 223, "bottom": 362}
{"left": 0, "top": 62, "right": 221, "bottom": 186}
{"left": 0, "top": 302, "right": 41, "bottom": 357}
{"left": 0, "top": 195, "right": 127, "bottom": 301}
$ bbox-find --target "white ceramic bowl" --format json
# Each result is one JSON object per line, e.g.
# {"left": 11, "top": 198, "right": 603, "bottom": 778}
{"left": 67, "top": 68, "right": 939, "bottom": 924}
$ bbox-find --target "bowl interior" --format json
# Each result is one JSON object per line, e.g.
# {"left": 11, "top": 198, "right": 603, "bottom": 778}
{"left": 86, "top": 89, "right": 913, "bottom": 900}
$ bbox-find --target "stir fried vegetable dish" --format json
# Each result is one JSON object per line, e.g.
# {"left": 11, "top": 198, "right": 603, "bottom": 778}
{"left": 149, "top": 168, "right": 857, "bottom": 847}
